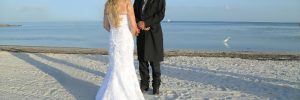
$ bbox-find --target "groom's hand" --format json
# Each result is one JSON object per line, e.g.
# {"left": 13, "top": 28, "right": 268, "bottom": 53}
{"left": 138, "top": 21, "right": 151, "bottom": 31}
{"left": 138, "top": 21, "right": 145, "bottom": 29}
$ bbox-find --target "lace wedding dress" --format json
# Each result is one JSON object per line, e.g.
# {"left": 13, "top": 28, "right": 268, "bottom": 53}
{"left": 96, "top": 15, "right": 145, "bottom": 100}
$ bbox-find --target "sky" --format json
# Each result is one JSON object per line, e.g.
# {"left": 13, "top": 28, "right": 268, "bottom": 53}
{"left": 0, "top": 0, "right": 300, "bottom": 22}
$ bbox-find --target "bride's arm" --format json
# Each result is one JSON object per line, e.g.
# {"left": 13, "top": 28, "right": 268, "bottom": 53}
{"left": 127, "top": 0, "right": 139, "bottom": 36}
{"left": 103, "top": 6, "right": 110, "bottom": 32}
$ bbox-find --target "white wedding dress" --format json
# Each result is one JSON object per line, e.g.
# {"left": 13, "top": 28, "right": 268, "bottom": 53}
{"left": 96, "top": 15, "right": 145, "bottom": 100}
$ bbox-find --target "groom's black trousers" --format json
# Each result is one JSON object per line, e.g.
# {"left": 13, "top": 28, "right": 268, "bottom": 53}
{"left": 139, "top": 60, "right": 161, "bottom": 89}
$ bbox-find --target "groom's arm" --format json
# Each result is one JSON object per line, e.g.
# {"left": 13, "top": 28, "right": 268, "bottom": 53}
{"left": 144, "top": 0, "right": 166, "bottom": 27}
{"left": 133, "top": 0, "right": 141, "bottom": 23}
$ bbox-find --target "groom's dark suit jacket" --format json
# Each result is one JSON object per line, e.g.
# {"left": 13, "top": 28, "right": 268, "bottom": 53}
{"left": 134, "top": 0, "right": 166, "bottom": 61}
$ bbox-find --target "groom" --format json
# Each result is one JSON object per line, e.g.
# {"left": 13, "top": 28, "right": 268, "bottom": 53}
{"left": 134, "top": 0, "right": 166, "bottom": 95}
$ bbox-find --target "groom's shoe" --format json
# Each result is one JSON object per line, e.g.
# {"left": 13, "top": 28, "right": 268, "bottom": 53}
{"left": 152, "top": 81, "right": 160, "bottom": 95}
{"left": 153, "top": 88, "right": 159, "bottom": 95}
{"left": 140, "top": 85, "right": 149, "bottom": 93}
{"left": 140, "top": 87, "right": 149, "bottom": 93}
{"left": 140, "top": 80, "right": 149, "bottom": 93}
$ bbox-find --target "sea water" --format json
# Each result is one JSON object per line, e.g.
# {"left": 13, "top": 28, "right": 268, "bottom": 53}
{"left": 0, "top": 21, "right": 299, "bottom": 52}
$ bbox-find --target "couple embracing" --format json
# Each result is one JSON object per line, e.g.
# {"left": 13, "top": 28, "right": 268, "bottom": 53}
{"left": 96, "top": 0, "right": 165, "bottom": 99}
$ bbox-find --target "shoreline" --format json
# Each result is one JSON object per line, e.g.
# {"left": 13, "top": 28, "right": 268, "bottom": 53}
{"left": 1, "top": 45, "right": 299, "bottom": 60}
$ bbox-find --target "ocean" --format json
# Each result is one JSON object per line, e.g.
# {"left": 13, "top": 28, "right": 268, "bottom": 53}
{"left": 0, "top": 21, "right": 300, "bottom": 52}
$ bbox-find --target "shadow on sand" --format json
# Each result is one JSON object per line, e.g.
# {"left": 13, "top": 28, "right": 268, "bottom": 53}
{"left": 80, "top": 55, "right": 109, "bottom": 63}
{"left": 162, "top": 64, "right": 300, "bottom": 99}
{"left": 33, "top": 53, "right": 105, "bottom": 77}
{"left": 11, "top": 52, "right": 300, "bottom": 99}
{"left": 11, "top": 53, "right": 99, "bottom": 100}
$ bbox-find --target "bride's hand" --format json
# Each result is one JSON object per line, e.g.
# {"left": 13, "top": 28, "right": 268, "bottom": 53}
{"left": 135, "top": 28, "right": 140, "bottom": 36}
{"left": 132, "top": 27, "right": 140, "bottom": 37}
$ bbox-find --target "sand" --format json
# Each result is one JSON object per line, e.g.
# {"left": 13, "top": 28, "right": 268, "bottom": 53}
{"left": 0, "top": 51, "right": 299, "bottom": 100}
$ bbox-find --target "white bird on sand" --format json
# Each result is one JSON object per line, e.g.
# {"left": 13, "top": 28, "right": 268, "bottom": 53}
{"left": 224, "top": 37, "right": 231, "bottom": 43}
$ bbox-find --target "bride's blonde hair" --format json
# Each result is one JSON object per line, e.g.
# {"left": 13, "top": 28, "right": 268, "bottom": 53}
{"left": 105, "top": 0, "right": 126, "bottom": 27}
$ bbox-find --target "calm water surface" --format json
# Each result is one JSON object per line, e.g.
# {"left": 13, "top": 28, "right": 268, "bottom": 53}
{"left": 1, "top": 21, "right": 299, "bottom": 52}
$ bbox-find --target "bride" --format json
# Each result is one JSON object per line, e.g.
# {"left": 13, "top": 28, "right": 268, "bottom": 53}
{"left": 95, "top": 0, "right": 145, "bottom": 100}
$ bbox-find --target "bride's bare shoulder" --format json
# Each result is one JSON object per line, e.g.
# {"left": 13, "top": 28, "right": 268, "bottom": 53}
{"left": 120, "top": 0, "right": 130, "bottom": 14}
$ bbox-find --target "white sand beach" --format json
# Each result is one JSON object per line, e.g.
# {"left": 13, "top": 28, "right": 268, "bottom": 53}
{"left": 0, "top": 51, "right": 299, "bottom": 100}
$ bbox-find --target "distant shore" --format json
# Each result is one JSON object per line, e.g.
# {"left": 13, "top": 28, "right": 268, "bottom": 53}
{"left": 0, "top": 24, "right": 22, "bottom": 27}
{"left": 1, "top": 45, "right": 299, "bottom": 60}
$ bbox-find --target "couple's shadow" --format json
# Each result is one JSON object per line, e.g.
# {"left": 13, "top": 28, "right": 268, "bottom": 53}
{"left": 11, "top": 53, "right": 102, "bottom": 100}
